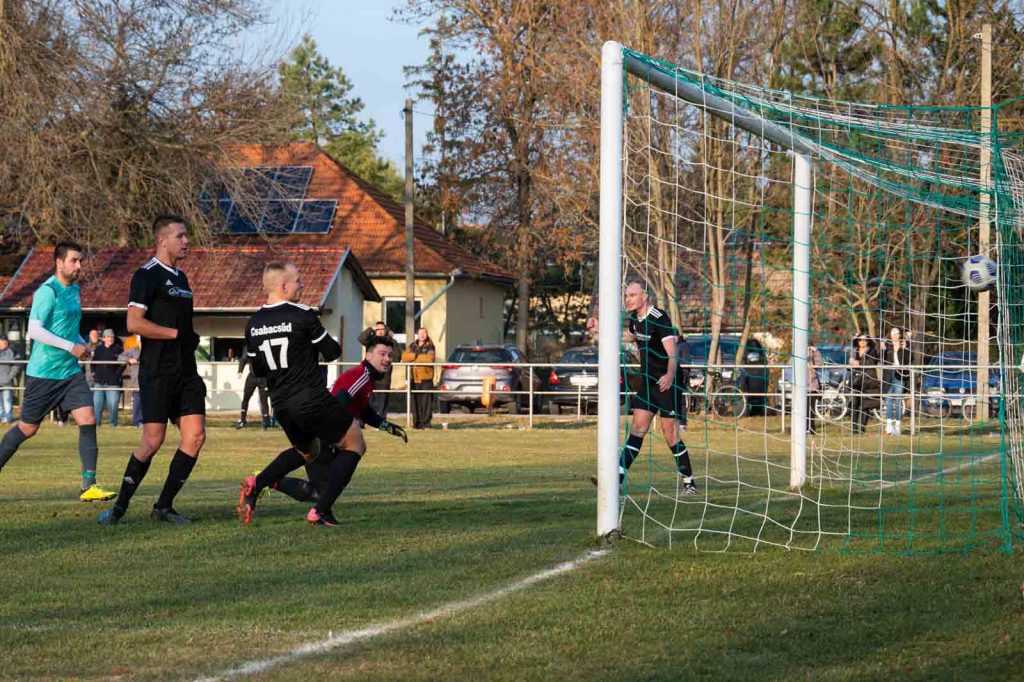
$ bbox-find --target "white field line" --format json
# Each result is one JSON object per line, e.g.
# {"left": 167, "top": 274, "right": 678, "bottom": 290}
{"left": 193, "top": 548, "right": 609, "bottom": 681}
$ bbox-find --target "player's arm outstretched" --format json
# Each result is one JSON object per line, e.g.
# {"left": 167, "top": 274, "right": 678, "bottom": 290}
{"left": 332, "top": 387, "right": 407, "bottom": 443}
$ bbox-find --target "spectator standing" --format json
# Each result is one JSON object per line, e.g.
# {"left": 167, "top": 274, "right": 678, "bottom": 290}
{"left": 675, "top": 334, "right": 692, "bottom": 431}
{"left": 84, "top": 328, "right": 100, "bottom": 386}
{"left": 881, "top": 326, "right": 911, "bottom": 436}
{"left": 118, "top": 335, "right": 142, "bottom": 427}
{"left": 849, "top": 334, "right": 880, "bottom": 434}
{"left": 236, "top": 349, "right": 271, "bottom": 430}
{"left": 806, "top": 344, "right": 824, "bottom": 434}
{"left": 0, "top": 335, "right": 22, "bottom": 424}
{"left": 402, "top": 327, "right": 436, "bottom": 429}
{"left": 91, "top": 329, "right": 125, "bottom": 427}
{"left": 358, "top": 321, "right": 395, "bottom": 419}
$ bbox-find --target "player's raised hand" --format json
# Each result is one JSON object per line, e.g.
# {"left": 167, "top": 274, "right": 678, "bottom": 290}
{"left": 380, "top": 421, "right": 408, "bottom": 443}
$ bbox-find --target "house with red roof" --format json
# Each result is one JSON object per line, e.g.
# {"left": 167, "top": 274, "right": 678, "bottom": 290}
{"left": 0, "top": 143, "right": 512, "bottom": 412}
{"left": 0, "top": 245, "right": 379, "bottom": 411}
{"left": 227, "top": 144, "right": 514, "bottom": 360}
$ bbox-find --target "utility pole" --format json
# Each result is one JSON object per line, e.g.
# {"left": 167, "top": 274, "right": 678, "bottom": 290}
{"left": 404, "top": 99, "right": 416, "bottom": 348}
{"left": 977, "top": 24, "right": 992, "bottom": 421}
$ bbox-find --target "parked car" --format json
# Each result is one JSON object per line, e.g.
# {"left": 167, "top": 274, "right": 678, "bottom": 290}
{"left": 920, "top": 351, "right": 1000, "bottom": 420}
{"left": 438, "top": 344, "right": 539, "bottom": 414}
{"left": 778, "top": 343, "right": 850, "bottom": 411}
{"left": 684, "top": 334, "right": 770, "bottom": 417}
{"left": 546, "top": 346, "right": 598, "bottom": 415}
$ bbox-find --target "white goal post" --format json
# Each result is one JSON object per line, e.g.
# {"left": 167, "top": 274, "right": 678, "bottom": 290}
{"left": 596, "top": 41, "right": 814, "bottom": 538}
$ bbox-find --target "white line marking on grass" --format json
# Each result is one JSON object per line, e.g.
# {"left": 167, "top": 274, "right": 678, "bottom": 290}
{"left": 194, "top": 548, "right": 609, "bottom": 681}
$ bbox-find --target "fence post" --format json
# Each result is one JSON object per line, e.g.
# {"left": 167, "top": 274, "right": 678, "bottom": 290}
{"left": 528, "top": 368, "right": 534, "bottom": 430}
{"left": 909, "top": 369, "right": 916, "bottom": 436}
{"left": 780, "top": 384, "right": 786, "bottom": 433}
{"left": 405, "top": 364, "right": 412, "bottom": 429}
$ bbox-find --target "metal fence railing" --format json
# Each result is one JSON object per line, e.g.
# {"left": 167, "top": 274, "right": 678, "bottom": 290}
{"left": 0, "top": 359, "right": 1009, "bottom": 431}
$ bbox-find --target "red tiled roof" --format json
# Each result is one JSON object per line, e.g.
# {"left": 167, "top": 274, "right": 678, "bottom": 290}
{"left": 228, "top": 143, "right": 514, "bottom": 284}
{"left": 0, "top": 245, "right": 378, "bottom": 311}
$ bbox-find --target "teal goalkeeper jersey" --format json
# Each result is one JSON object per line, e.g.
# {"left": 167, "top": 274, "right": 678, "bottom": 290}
{"left": 26, "top": 276, "right": 83, "bottom": 380}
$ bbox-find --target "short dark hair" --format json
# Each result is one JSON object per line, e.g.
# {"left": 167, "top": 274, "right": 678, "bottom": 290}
{"left": 152, "top": 215, "right": 187, "bottom": 237}
{"left": 54, "top": 241, "right": 83, "bottom": 262}
{"left": 365, "top": 335, "right": 394, "bottom": 352}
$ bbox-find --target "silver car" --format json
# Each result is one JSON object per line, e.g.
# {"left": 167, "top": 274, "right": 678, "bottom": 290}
{"left": 438, "top": 344, "right": 536, "bottom": 414}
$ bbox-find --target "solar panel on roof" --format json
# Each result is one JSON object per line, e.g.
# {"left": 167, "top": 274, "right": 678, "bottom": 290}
{"left": 223, "top": 202, "right": 259, "bottom": 233}
{"left": 261, "top": 200, "right": 302, "bottom": 233}
{"left": 241, "top": 167, "right": 276, "bottom": 198}
{"left": 293, "top": 200, "right": 336, "bottom": 234}
{"left": 271, "top": 167, "right": 313, "bottom": 200}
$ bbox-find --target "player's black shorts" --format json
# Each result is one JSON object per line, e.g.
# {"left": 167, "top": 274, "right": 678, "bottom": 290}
{"left": 139, "top": 371, "right": 206, "bottom": 424}
{"left": 275, "top": 392, "right": 354, "bottom": 452}
{"left": 631, "top": 374, "right": 683, "bottom": 418}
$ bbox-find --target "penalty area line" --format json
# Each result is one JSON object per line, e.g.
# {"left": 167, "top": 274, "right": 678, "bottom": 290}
{"left": 193, "top": 548, "right": 609, "bottom": 681}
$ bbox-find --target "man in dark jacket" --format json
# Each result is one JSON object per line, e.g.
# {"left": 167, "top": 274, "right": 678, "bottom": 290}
{"left": 0, "top": 335, "right": 22, "bottom": 424}
{"left": 850, "top": 333, "right": 881, "bottom": 434}
{"left": 236, "top": 350, "right": 271, "bottom": 430}
{"left": 91, "top": 329, "right": 124, "bottom": 427}
{"left": 358, "top": 321, "right": 396, "bottom": 419}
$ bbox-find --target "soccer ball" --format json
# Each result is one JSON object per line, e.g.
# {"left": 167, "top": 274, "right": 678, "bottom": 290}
{"left": 961, "top": 254, "right": 997, "bottom": 293}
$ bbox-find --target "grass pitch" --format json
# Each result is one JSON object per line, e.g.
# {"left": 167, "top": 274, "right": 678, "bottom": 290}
{"left": 1, "top": 417, "right": 1022, "bottom": 680}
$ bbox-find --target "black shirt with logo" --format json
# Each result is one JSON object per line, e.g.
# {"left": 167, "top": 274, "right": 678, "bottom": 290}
{"left": 244, "top": 301, "right": 341, "bottom": 407}
{"left": 128, "top": 257, "right": 198, "bottom": 376}
{"left": 627, "top": 306, "right": 677, "bottom": 378}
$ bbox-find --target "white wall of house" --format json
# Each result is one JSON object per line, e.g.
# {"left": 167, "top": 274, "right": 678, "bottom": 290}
{"left": 320, "top": 261, "right": 369, "bottom": 385}
{"left": 445, "top": 279, "right": 506, "bottom": 352}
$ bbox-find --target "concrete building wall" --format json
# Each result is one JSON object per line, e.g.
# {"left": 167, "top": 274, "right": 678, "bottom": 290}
{"left": 362, "top": 277, "right": 449, "bottom": 357}
{"left": 445, "top": 279, "right": 506, "bottom": 353}
{"left": 320, "top": 264, "right": 369, "bottom": 385}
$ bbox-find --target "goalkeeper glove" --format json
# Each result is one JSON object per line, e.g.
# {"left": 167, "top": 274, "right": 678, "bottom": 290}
{"left": 380, "top": 421, "right": 407, "bottom": 443}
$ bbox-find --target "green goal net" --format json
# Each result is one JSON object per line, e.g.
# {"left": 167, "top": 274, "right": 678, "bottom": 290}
{"left": 598, "top": 43, "right": 1024, "bottom": 553}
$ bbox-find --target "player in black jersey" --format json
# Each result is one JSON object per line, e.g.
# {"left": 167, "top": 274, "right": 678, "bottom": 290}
{"left": 99, "top": 216, "right": 207, "bottom": 525}
{"left": 236, "top": 261, "right": 361, "bottom": 527}
{"left": 588, "top": 279, "right": 696, "bottom": 494}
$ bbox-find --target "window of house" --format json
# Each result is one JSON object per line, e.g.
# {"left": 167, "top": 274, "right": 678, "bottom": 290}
{"left": 383, "top": 298, "right": 422, "bottom": 338}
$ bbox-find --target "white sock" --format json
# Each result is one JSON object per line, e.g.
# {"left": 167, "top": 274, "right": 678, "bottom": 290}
{"left": 885, "top": 419, "right": 893, "bottom": 434}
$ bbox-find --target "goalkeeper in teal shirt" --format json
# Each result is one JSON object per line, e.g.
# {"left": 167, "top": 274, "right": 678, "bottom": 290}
{"left": 0, "top": 242, "right": 116, "bottom": 501}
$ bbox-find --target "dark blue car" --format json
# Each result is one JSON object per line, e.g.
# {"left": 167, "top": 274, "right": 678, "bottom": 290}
{"left": 778, "top": 343, "right": 849, "bottom": 408}
{"left": 920, "top": 351, "right": 1000, "bottom": 420}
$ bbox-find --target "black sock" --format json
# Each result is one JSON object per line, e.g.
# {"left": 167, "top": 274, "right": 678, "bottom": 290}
{"left": 0, "top": 425, "right": 29, "bottom": 471}
{"left": 78, "top": 424, "right": 98, "bottom": 490}
{"left": 154, "top": 449, "right": 197, "bottom": 510}
{"left": 671, "top": 441, "right": 693, "bottom": 478}
{"left": 315, "top": 450, "right": 361, "bottom": 515}
{"left": 115, "top": 454, "right": 152, "bottom": 511}
{"left": 255, "top": 448, "right": 307, "bottom": 491}
{"left": 620, "top": 432, "right": 644, "bottom": 483}
{"left": 274, "top": 476, "right": 318, "bottom": 503}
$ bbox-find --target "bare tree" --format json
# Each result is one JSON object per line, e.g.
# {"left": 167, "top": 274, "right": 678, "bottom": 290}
{"left": 0, "top": 0, "right": 295, "bottom": 250}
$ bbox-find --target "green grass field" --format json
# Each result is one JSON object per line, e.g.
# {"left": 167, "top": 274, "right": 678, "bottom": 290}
{"left": 1, "top": 418, "right": 1022, "bottom": 680}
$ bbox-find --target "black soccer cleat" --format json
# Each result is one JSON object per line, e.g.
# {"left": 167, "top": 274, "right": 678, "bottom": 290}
{"left": 98, "top": 505, "right": 126, "bottom": 525}
{"left": 682, "top": 477, "right": 698, "bottom": 496}
{"left": 151, "top": 507, "right": 192, "bottom": 524}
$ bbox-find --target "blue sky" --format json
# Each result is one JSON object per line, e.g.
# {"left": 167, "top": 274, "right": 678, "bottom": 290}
{"left": 270, "top": 0, "right": 434, "bottom": 168}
